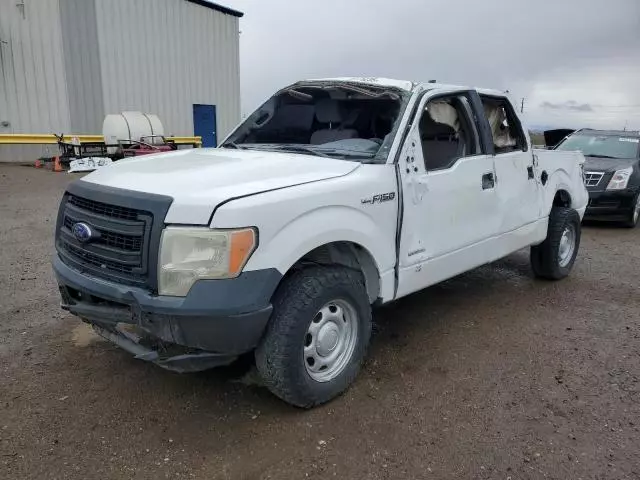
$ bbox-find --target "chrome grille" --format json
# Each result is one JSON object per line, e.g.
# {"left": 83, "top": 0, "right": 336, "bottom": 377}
{"left": 584, "top": 171, "right": 604, "bottom": 188}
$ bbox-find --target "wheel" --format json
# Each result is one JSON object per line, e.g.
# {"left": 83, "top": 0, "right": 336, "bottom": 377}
{"left": 531, "top": 207, "right": 581, "bottom": 280}
{"left": 255, "top": 266, "right": 372, "bottom": 408}
{"left": 623, "top": 193, "right": 640, "bottom": 228}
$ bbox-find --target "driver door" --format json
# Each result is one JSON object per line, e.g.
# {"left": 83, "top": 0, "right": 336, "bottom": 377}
{"left": 396, "top": 89, "right": 501, "bottom": 298}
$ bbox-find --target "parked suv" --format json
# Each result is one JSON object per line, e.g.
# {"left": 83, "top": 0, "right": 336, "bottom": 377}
{"left": 54, "top": 78, "right": 588, "bottom": 407}
{"left": 555, "top": 129, "right": 640, "bottom": 227}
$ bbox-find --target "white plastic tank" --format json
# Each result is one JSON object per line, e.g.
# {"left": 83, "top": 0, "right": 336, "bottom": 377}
{"left": 102, "top": 112, "right": 165, "bottom": 151}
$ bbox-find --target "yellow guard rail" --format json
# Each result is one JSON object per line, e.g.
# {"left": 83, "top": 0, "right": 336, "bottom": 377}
{"left": 0, "top": 134, "right": 202, "bottom": 146}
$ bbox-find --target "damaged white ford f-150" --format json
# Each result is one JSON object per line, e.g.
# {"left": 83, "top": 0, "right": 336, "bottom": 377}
{"left": 54, "top": 78, "right": 588, "bottom": 407}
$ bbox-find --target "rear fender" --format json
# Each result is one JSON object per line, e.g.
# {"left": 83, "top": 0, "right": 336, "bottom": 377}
{"left": 536, "top": 150, "right": 588, "bottom": 215}
{"left": 542, "top": 168, "right": 572, "bottom": 212}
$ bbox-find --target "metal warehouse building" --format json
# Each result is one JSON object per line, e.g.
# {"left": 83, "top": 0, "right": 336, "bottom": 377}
{"left": 0, "top": 0, "right": 242, "bottom": 162}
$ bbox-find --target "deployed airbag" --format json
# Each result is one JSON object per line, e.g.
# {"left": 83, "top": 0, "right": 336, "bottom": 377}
{"left": 427, "top": 101, "right": 460, "bottom": 132}
{"left": 483, "top": 102, "right": 516, "bottom": 148}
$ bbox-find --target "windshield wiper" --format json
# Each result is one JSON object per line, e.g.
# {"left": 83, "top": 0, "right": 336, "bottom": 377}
{"left": 318, "top": 147, "right": 376, "bottom": 158}
{"left": 587, "top": 154, "right": 618, "bottom": 159}
{"left": 266, "top": 145, "right": 331, "bottom": 158}
{"left": 221, "top": 141, "right": 246, "bottom": 149}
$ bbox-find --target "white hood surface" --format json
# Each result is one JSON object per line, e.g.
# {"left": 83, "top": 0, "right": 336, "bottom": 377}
{"left": 81, "top": 148, "right": 360, "bottom": 224}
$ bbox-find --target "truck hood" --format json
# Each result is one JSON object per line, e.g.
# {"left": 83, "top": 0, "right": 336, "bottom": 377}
{"left": 584, "top": 155, "right": 638, "bottom": 173}
{"left": 81, "top": 148, "right": 360, "bottom": 224}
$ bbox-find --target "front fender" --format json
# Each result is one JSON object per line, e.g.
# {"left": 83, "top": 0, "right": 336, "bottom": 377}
{"left": 245, "top": 205, "right": 395, "bottom": 277}
{"left": 210, "top": 163, "right": 400, "bottom": 301}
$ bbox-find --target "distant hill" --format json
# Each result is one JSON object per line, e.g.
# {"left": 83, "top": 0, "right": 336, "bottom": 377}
{"left": 529, "top": 125, "right": 559, "bottom": 134}
{"left": 529, "top": 131, "right": 545, "bottom": 146}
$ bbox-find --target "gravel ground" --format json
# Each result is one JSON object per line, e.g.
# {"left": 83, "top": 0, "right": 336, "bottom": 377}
{"left": 1, "top": 164, "right": 639, "bottom": 480}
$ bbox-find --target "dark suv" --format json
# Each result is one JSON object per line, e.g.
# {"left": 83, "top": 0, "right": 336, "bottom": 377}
{"left": 555, "top": 129, "right": 640, "bottom": 227}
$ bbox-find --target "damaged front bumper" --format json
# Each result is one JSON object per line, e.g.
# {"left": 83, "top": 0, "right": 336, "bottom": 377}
{"left": 89, "top": 322, "right": 238, "bottom": 372}
{"left": 53, "top": 254, "right": 281, "bottom": 372}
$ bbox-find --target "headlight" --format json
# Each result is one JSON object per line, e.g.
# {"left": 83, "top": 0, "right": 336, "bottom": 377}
{"left": 159, "top": 227, "right": 257, "bottom": 296}
{"left": 606, "top": 167, "right": 633, "bottom": 190}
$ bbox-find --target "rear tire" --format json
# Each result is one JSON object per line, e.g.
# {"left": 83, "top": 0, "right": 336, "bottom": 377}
{"left": 531, "top": 207, "right": 581, "bottom": 280}
{"left": 623, "top": 193, "right": 640, "bottom": 228}
{"left": 255, "top": 266, "right": 372, "bottom": 408}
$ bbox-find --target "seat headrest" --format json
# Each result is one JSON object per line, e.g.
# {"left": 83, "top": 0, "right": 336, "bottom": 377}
{"left": 315, "top": 99, "right": 342, "bottom": 123}
{"left": 267, "top": 104, "right": 315, "bottom": 130}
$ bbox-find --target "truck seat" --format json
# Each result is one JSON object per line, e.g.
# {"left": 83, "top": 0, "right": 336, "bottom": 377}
{"left": 420, "top": 112, "right": 461, "bottom": 170}
{"left": 310, "top": 100, "right": 359, "bottom": 145}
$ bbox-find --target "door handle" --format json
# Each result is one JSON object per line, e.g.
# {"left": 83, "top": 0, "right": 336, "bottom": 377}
{"left": 482, "top": 172, "right": 495, "bottom": 190}
{"left": 527, "top": 166, "right": 534, "bottom": 179}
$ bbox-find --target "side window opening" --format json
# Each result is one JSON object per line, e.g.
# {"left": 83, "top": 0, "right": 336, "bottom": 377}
{"left": 418, "top": 95, "right": 480, "bottom": 172}
{"left": 480, "top": 97, "right": 527, "bottom": 154}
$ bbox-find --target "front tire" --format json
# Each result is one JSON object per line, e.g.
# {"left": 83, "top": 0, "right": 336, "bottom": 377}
{"left": 531, "top": 207, "right": 581, "bottom": 280}
{"left": 255, "top": 266, "right": 372, "bottom": 408}
{"left": 623, "top": 193, "right": 640, "bottom": 228}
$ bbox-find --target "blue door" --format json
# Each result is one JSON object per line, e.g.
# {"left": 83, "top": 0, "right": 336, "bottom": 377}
{"left": 193, "top": 104, "right": 217, "bottom": 147}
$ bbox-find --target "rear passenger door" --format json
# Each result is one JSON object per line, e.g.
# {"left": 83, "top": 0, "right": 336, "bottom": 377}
{"left": 478, "top": 95, "right": 542, "bottom": 233}
{"left": 396, "top": 89, "right": 501, "bottom": 298}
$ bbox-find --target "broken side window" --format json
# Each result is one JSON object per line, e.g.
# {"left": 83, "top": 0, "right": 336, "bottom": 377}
{"left": 479, "top": 96, "right": 527, "bottom": 154}
{"left": 418, "top": 94, "right": 481, "bottom": 172}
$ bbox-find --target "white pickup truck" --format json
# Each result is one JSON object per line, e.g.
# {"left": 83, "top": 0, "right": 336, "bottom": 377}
{"left": 54, "top": 78, "right": 588, "bottom": 407}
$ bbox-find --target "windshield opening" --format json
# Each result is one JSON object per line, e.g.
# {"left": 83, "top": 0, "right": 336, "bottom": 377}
{"left": 222, "top": 82, "right": 410, "bottom": 163}
{"left": 556, "top": 132, "right": 640, "bottom": 159}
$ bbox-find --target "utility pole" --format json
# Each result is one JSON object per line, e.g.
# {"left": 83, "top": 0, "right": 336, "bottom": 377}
{"left": 520, "top": 97, "right": 525, "bottom": 113}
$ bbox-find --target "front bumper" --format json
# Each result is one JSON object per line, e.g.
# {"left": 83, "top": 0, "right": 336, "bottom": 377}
{"left": 584, "top": 188, "right": 639, "bottom": 221}
{"left": 54, "top": 254, "right": 281, "bottom": 371}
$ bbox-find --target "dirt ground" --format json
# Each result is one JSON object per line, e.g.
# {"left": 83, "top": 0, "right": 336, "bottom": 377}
{"left": 1, "top": 164, "right": 639, "bottom": 480}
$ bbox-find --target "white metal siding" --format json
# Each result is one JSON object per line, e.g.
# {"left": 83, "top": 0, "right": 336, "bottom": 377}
{"left": 94, "top": 0, "right": 241, "bottom": 140}
{"left": 59, "top": 0, "right": 104, "bottom": 133}
{"left": 0, "top": 0, "right": 71, "bottom": 161}
{"left": 0, "top": 0, "right": 240, "bottom": 163}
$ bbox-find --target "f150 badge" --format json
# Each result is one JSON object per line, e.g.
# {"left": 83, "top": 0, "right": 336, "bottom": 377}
{"left": 361, "top": 192, "right": 396, "bottom": 205}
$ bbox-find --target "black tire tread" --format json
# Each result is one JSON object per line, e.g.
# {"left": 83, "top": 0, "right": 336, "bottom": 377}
{"left": 622, "top": 194, "right": 640, "bottom": 228}
{"left": 255, "top": 266, "right": 371, "bottom": 408}
{"left": 531, "top": 207, "right": 581, "bottom": 280}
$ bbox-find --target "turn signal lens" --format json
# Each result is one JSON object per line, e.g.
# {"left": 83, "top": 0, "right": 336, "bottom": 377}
{"left": 229, "top": 229, "right": 257, "bottom": 275}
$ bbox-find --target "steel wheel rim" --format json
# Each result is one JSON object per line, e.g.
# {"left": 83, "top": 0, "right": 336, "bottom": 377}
{"left": 558, "top": 224, "right": 576, "bottom": 268}
{"left": 303, "top": 299, "right": 359, "bottom": 383}
{"left": 633, "top": 195, "right": 640, "bottom": 223}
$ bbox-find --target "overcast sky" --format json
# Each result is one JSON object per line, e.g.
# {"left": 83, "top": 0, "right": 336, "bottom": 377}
{"left": 224, "top": 0, "right": 640, "bottom": 130}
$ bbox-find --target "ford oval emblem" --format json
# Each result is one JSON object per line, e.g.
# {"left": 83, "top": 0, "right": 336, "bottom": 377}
{"left": 72, "top": 222, "right": 94, "bottom": 243}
